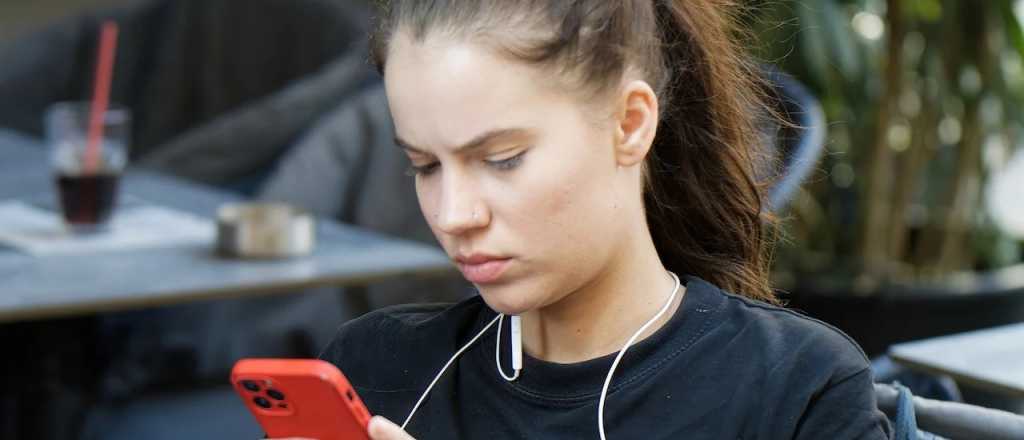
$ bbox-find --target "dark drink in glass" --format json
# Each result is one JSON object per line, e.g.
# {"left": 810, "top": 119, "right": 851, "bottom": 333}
{"left": 55, "top": 172, "right": 120, "bottom": 230}
{"left": 45, "top": 102, "right": 131, "bottom": 233}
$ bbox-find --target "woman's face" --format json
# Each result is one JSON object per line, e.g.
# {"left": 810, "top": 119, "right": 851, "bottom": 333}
{"left": 384, "top": 33, "right": 637, "bottom": 315}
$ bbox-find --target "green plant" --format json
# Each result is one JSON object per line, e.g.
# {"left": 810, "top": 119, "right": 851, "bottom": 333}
{"left": 753, "top": 0, "right": 1024, "bottom": 290}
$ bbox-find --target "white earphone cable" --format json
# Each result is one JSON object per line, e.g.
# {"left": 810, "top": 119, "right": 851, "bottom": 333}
{"left": 402, "top": 271, "right": 681, "bottom": 440}
{"left": 401, "top": 313, "right": 501, "bottom": 430}
{"left": 597, "top": 271, "right": 680, "bottom": 440}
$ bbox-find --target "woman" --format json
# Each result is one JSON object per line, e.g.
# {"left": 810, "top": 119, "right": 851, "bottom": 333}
{"left": 297, "top": 0, "right": 891, "bottom": 438}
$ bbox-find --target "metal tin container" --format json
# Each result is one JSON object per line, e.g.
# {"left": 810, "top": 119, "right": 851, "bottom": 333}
{"left": 216, "top": 202, "right": 314, "bottom": 258}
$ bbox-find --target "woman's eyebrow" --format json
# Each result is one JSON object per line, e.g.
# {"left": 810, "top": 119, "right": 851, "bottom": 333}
{"left": 394, "top": 128, "right": 531, "bottom": 155}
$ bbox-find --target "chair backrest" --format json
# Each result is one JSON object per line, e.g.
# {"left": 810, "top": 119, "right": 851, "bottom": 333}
{"left": 875, "top": 383, "right": 1024, "bottom": 440}
{"left": 0, "top": 0, "right": 371, "bottom": 178}
{"left": 760, "top": 67, "right": 827, "bottom": 212}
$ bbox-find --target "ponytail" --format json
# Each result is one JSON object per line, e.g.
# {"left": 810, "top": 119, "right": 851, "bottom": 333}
{"left": 645, "top": 0, "right": 777, "bottom": 302}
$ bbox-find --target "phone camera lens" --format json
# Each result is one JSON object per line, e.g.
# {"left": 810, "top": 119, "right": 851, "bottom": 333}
{"left": 266, "top": 389, "right": 285, "bottom": 400}
{"left": 241, "top": 380, "right": 261, "bottom": 392}
{"left": 253, "top": 396, "right": 272, "bottom": 409}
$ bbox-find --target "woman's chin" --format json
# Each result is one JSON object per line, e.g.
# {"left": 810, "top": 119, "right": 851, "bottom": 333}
{"left": 475, "top": 283, "right": 540, "bottom": 316}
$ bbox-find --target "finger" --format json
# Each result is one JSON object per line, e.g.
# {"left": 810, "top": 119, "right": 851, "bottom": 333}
{"left": 368, "top": 416, "right": 416, "bottom": 440}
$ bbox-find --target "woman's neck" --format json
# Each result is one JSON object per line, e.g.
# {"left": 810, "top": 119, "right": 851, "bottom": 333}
{"left": 519, "top": 231, "right": 684, "bottom": 364}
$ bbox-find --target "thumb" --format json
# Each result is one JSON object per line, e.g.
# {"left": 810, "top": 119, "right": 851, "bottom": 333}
{"left": 367, "top": 416, "right": 416, "bottom": 440}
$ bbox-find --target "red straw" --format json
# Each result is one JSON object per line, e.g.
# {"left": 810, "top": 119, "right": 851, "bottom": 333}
{"left": 83, "top": 21, "right": 119, "bottom": 174}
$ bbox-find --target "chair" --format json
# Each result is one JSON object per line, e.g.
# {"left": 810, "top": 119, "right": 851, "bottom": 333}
{"left": 760, "top": 67, "right": 827, "bottom": 212}
{"left": 0, "top": 1, "right": 377, "bottom": 439}
{"left": 875, "top": 383, "right": 1024, "bottom": 440}
{"left": 0, "top": 0, "right": 375, "bottom": 194}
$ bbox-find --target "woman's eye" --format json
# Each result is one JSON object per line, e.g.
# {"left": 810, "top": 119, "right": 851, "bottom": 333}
{"left": 485, "top": 151, "right": 526, "bottom": 171}
{"left": 405, "top": 162, "right": 440, "bottom": 177}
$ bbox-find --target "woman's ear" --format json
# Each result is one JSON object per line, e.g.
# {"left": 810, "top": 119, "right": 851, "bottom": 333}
{"left": 613, "top": 80, "right": 659, "bottom": 168}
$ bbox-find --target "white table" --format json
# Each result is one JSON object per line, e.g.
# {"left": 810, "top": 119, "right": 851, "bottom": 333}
{"left": 0, "top": 128, "right": 458, "bottom": 439}
{"left": 889, "top": 323, "right": 1024, "bottom": 398}
{"left": 0, "top": 130, "right": 455, "bottom": 322}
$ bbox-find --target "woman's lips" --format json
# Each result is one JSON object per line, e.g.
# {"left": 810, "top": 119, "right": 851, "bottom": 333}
{"left": 457, "top": 258, "right": 511, "bottom": 284}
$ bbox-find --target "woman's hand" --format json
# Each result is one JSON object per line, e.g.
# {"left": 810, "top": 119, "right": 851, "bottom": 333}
{"left": 367, "top": 416, "right": 416, "bottom": 440}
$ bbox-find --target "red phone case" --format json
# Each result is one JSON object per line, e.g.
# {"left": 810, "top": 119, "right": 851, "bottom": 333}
{"left": 231, "top": 358, "right": 372, "bottom": 440}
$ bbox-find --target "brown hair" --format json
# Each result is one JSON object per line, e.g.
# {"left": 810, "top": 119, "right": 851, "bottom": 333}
{"left": 370, "top": 0, "right": 777, "bottom": 303}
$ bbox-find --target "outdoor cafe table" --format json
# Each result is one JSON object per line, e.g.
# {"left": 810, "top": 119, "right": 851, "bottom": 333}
{"left": 0, "top": 128, "right": 456, "bottom": 439}
{"left": 0, "top": 129, "right": 455, "bottom": 322}
{"left": 889, "top": 322, "right": 1024, "bottom": 399}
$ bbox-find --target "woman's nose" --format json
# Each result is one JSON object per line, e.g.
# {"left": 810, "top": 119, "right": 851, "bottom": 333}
{"left": 435, "top": 175, "right": 490, "bottom": 235}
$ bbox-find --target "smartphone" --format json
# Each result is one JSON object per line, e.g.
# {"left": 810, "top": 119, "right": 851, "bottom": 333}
{"left": 231, "top": 358, "right": 372, "bottom": 440}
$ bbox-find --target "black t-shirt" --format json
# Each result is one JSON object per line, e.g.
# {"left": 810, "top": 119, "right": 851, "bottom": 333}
{"left": 320, "top": 275, "right": 892, "bottom": 439}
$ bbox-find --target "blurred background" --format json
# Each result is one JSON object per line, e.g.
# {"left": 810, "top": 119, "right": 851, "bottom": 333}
{"left": 0, "top": 0, "right": 1022, "bottom": 439}
{"left": 0, "top": 0, "right": 136, "bottom": 42}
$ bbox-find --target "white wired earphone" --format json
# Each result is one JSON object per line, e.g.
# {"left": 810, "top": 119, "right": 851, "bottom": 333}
{"left": 400, "top": 271, "right": 682, "bottom": 440}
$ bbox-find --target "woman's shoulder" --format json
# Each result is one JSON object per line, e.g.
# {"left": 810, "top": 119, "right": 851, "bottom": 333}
{"left": 337, "top": 295, "right": 486, "bottom": 342}
{"left": 693, "top": 277, "right": 871, "bottom": 376}
{"left": 694, "top": 283, "right": 892, "bottom": 438}
{"left": 318, "top": 295, "right": 489, "bottom": 389}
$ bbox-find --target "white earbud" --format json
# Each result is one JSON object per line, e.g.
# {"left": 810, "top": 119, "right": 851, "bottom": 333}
{"left": 495, "top": 314, "right": 522, "bottom": 381}
{"left": 510, "top": 315, "right": 523, "bottom": 372}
